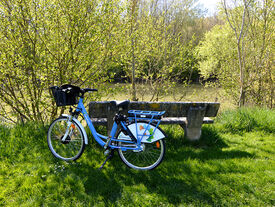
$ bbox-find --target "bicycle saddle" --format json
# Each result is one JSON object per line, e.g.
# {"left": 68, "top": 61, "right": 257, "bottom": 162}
{"left": 110, "top": 100, "right": 130, "bottom": 108}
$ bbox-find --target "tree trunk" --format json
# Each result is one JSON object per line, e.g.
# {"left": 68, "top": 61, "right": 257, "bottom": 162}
{"left": 131, "top": 37, "right": 137, "bottom": 101}
{"left": 130, "top": 0, "right": 138, "bottom": 101}
{"left": 239, "top": 88, "right": 245, "bottom": 107}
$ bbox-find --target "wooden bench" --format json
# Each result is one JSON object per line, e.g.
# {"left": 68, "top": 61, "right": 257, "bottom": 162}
{"left": 89, "top": 101, "right": 220, "bottom": 141}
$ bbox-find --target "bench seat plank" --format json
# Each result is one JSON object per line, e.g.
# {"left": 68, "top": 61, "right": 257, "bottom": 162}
{"left": 90, "top": 117, "right": 214, "bottom": 125}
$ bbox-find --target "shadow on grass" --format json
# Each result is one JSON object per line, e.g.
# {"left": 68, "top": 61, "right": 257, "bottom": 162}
{"left": 57, "top": 125, "right": 254, "bottom": 206}
{"left": 164, "top": 125, "right": 253, "bottom": 160}
{"left": 163, "top": 125, "right": 228, "bottom": 151}
{"left": 56, "top": 144, "right": 215, "bottom": 205}
{"left": 1, "top": 122, "right": 265, "bottom": 206}
{"left": 68, "top": 154, "right": 216, "bottom": 205}
{"left": 59, "top": 148, "right": 124, "bottom": 204}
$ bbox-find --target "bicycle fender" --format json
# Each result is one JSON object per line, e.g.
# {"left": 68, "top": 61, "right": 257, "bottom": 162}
{"left": 61, "top": 114, "right": 88, "bottom": 145}
{"left": 127, "top": 122, "right": 165, "bottom": 143}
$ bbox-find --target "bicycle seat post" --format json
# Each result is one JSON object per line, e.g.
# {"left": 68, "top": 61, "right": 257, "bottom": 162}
{"left": 69, "top": 107, "right": 73, "bottom": 114}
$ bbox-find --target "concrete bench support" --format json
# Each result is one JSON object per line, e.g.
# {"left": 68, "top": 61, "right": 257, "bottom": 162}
{"left": 89, "top": 101, "right": 220, "bottom": 141}
{"left": 183, "top": 105, "right": 207, "bottom": 141}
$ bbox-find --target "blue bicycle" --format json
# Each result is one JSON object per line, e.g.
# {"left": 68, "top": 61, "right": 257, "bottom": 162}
{"left": 47, "top": 84, "right": 166, "bottom": 170}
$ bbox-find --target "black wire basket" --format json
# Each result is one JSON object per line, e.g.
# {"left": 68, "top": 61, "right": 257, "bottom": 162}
{"left": 49, "top": 84, "right": 81, "bottom": 107}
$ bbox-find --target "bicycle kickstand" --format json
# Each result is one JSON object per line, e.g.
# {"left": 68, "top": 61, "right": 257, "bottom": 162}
{"left": 99, "top": 149, "right": 115, "bottom": 170}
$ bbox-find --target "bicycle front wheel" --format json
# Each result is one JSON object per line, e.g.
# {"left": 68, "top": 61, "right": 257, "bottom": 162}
{"left": 47, "top": 116, "right": 85, "bottom": 161}
{"left": 117, "top": 129, "right": 166, "bottom": 170}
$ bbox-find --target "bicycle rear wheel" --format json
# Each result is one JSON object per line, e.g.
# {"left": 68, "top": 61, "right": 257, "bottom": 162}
{"left": 47, "top": 116, "right": 85, "bottom": 161}
{"left": 117, "top": 126, "right": 166, "bottom": 170}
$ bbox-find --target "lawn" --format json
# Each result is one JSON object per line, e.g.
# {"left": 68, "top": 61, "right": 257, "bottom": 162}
{"left": 0, "top": 108, "right": 274, "bottom": 206}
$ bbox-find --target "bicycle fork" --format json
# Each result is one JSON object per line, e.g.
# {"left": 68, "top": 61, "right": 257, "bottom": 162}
{"left": 61, "top": 116, "right": 74, "bottom": 142}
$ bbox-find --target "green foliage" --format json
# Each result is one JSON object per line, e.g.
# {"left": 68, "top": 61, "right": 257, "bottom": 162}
{"left": 0, "top": 0, "right": 123, "bottom": 123}
{"left": 215, "top": 107, "right": 275, "bottom": 134}
{"left": 0, "top": 0, "right": 210, "bottom": 123}
{"left": 197, "top": 0, "right": 274, "bottom": 108}
{"left": 118, "top": 0, "right": 203, "bottom": 101}
{"left": 197, "top": 24, "right": 235, "bottom": 79}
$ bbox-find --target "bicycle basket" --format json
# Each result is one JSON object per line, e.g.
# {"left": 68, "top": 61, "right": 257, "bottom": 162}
{"left": 50, "top": 84, "right": 81, "bottom": 107}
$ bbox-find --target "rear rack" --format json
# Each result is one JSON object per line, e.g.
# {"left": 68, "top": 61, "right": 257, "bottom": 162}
{"left": 128, "top": 110, "right": 165, "bottom": 120}
{"left": 127, "top": 110, "right": 166, "bottom": 142}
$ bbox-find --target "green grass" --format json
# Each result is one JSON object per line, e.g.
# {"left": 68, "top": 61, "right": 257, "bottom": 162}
{"left": 215, "top": 107, "right": 275, "bottom": 134}
{"left": 0, "top": 108, "right": 274, "bottom": 206}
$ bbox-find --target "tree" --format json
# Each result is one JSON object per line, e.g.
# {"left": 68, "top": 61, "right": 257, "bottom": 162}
{"left": 0, "top": 0, "right": 122, "bottom": 123}
{"left": 0, "top": 0, "right": 212, "bottom": 123}
{"left": 198, "top": 0, "right": 274, "bottom": 108}
{"left": 222, "top": 0, "right": 253, "bottom": 107}
{"left": 120, "top": 0, "right": 204, "bottom": 101}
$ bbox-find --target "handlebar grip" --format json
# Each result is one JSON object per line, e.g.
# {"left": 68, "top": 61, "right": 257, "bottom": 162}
{"left": 83, "top": 88, "right": 98, "bottom": 92}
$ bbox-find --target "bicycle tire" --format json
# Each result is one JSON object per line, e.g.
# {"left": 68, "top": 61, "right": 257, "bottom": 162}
{"left": 117, "top": 121, "right": 166, "bottom": 170}
{"left": 47, "top": 116, "right": 85, "bottom": 161}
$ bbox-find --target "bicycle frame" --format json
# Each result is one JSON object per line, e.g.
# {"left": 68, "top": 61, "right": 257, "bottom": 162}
{"left": 68, "top": 97, "right": 142, "bottom": 151}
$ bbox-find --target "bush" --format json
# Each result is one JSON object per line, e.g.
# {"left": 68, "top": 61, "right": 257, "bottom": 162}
{"left": 215, "top": 107, "right": 275, "bottom": 134}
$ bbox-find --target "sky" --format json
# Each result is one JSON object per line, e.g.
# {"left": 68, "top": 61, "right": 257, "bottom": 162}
{"left": 198, "top": 0, "right": 220, "bottom": 16}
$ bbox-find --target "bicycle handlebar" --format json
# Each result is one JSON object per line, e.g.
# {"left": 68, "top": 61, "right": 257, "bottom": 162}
{"left": 50, "top": 85, "right": 98, "bottom": 97}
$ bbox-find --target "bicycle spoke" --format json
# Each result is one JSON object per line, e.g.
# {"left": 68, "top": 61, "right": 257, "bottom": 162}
{"left": 118, "top": 128, "right": 165, "bottom": 170}
{"left": 48, "top": 117, "right": 84, "bottom": 161}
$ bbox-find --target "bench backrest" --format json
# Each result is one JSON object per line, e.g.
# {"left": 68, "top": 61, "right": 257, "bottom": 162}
{"left": 89, "top": 101, "right": 220, "bottom": 118}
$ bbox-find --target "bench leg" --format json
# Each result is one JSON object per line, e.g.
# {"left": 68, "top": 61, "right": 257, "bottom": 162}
{"left": 183, "top": 105, "right": 206, "bottom": 141}
{"left": 180, "top": 123, "right": 201, "bottom": 141}
{"left": 185, "top": 127, "right": 202, "bottom": 141}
